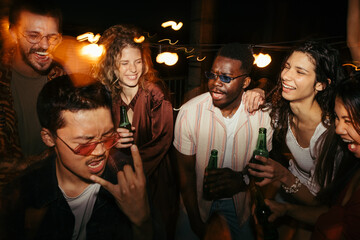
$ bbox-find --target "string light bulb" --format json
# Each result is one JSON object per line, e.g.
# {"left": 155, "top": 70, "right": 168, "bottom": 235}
{"left": 156, "top": 52, "right": 179, "bottom": 66}
{"left": 253, "top": 53, "right": 272, "bottom": 68}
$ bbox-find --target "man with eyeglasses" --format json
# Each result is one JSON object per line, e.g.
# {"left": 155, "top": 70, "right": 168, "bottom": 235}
{"left": 173, "top": 43, "right": 273, "bottom": 240}
{"left": 0, "top": 0, "right": 65, "bottom": 182}
{"left": 0, "top": 74, "right": 165, "bottom": 240}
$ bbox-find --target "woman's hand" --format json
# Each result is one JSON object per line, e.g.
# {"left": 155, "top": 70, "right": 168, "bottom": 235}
{"left": 248, "top": 155, "right": 292, "bottom": 187}
{"left": 115, "top": 126, "right": 135, "bottom": 148}
{"left": 265, "top": 199, "right": 288, "bottom": 222}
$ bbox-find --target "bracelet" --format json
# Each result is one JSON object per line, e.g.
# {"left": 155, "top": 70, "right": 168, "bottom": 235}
{"left": 281, "top": 177, "right": 302, "bottom": 194}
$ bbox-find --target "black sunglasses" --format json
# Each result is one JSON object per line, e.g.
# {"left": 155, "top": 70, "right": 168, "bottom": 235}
{"left": 205, "top": 71, "right": 248, "bottom": 83}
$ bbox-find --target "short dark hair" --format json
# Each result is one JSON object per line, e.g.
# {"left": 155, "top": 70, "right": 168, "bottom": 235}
{"left": 217, "top": 43, "right": 254, "bottom": 73}
{"left": 9, "top": 0, "right": 62, "bottom": 32}
{"left": 37, "top": 74, "right": 112, "bottom": 134}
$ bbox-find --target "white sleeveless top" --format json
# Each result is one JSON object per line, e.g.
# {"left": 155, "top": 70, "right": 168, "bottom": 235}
{"left": 286, "top": 122, "right": 326, "bottom": 195}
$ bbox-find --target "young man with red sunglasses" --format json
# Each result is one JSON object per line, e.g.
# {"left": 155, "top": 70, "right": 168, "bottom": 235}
{"left": 0, "top": 74, "right": 165, "bottom": 240}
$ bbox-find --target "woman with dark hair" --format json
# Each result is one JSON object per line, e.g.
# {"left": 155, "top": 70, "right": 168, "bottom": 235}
{"left": 247, "top": 40, "right": 344, "bottom": 238}
{"left": 93, "top": 24, "right": 178, "bottom": 240}
{"left": 263, "top": 73, "right": 360, "bottom": 240}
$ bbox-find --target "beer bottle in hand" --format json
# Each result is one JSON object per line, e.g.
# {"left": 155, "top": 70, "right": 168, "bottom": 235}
{"left": 203, "top": 149, "right": 218, "bottom": 200}
{"left": 250, "top": 127, "right": 268, "bottom": 182}
{"left": 249, "top": 179, "right": 278, "bottom": 240}
{"left": 119, "top": 106, "right": 132, "bottom": 131}
{"left": 115, "top": 106, "right": 133, "bottom": 168}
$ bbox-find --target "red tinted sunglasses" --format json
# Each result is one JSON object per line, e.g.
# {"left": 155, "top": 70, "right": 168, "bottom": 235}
{"left": 56, "top": 132, "right": 120, "bottom": 156}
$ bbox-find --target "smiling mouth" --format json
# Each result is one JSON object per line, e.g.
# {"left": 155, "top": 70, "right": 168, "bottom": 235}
{"left": 282, "top": 82, "right": 296, "bottom": 90}
{"left": 342, "top": 138, "right": 358, "bottom": 151}
{"left": 126, "top": 75, "right": 138, "bottom": 80}
{"left": 36, "top": 51, "right": 48, "bottom": 56}
{"left": 34, "top": 51, "right": 50, "bottom": 61}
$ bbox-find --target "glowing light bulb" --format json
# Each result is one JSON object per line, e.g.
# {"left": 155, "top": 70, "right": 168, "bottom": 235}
{"left": 81, "top": 43, "right": 104, "bottom": 59}
{"left": 156, "top": 52, "right": 179, "bottom": 66}
{"left": 253, "top": 53, "right": 272, "bottom": 68}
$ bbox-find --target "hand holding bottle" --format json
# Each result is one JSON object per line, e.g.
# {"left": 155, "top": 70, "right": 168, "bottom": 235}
{"left": 115, "top": 127, "right": 135, "bottom": 149}
{"left": 116, "top": 105, "right": 135, "bottom": 148}
{"left": 203, "top": 168, "right": 246, "bottom": 200}
{"left": 248, "top": 155, "right": 292, "bottom": 187}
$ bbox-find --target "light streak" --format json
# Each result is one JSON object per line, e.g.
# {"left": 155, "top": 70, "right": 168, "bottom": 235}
{"left": 161, "top": 21, "right": 183, "bottom": 31}
{"left": 175, "top": 47, "right": 194, "bottom": 53}
{"left": 158, "top": 39, "right": 179, "bottom": 45}
{"left": 343, "top": 63, "right": 360, "bottom": 71}
{"left": 76, "top": 32, "right": 100, "bottom": 43}
{"left": 134, "top": 36, "right": 145, "bottom": 43}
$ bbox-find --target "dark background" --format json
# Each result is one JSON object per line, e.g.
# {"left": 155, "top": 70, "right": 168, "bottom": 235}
{"left": 0, "top": 0, "right": 350, "bottom": 106}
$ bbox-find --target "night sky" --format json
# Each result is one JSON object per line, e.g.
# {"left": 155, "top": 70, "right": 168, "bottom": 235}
{"left": 59, "top": 1, "right": 348, "bottom": 46}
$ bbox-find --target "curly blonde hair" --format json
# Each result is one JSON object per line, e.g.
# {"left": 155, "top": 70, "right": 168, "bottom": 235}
{"left": 93, "top": 24, "right": 159, "bottom": 100}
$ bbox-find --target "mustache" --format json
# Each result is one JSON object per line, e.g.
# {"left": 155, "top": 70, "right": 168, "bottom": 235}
{"left": 86, "top": 154, "right": 106, "bottom": 165}
{"left": 211, "top": 87, "right": 226, "bottom": 94}
{"left": 29, "top": 48, "right": 48, "bottom": 54}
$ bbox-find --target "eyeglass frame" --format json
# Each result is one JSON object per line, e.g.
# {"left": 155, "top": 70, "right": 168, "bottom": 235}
{"left": 19, "top": 31, "right": 62, "bottom": 45}
{"left": 205, "top": 71, "right": 249, "bottom": 83}
{"left": 55, "top": 132, "right": 120, "bottom": 156}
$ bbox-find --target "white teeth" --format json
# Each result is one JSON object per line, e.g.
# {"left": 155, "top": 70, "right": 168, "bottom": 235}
{"left": 342, "top": 139, "right": 353, "bottom": 143}
{"left": 36, "top": 52, "right": 48, "bottom": 56}
{"left": 282, "top": 83, "right": 296, "bottom": 90}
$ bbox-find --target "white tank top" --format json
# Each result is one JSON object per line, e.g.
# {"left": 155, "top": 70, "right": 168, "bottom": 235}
{"left": 286, "top": 122, "right": 326, "bottom": 195}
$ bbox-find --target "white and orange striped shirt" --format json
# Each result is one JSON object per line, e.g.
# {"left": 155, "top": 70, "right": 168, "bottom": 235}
{"left": 173, "top": 92, "right": 273, "bottom": 226}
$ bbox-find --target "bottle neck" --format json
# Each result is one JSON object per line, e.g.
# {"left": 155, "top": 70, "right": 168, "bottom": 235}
{"left": 207, "top": 155, "right": 218, "bottom": 169}
{"left": 255, "top": 133, "right": 267, "bottom": 151}
{"left": 120, "top": 107, "right": 130, "bottom": 123}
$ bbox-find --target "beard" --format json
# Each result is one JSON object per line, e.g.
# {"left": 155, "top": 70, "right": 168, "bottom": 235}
{"left": 20, "top": 46, "right": 53, "bottom": 75}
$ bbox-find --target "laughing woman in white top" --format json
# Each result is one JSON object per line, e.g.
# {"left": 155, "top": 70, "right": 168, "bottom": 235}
{"left": 246, "top": 41, "right": 344, "bottom": 238}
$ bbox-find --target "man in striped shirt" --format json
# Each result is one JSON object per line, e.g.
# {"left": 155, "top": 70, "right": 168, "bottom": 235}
{"left": 174, "top": 43, "right": 273, "bottom": 240}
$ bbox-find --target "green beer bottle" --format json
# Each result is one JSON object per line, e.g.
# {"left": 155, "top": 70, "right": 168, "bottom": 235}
{"left": 203, "top": 149, "right": 218, "bottom": 200}
{"left": 249, "top": 180, "right": 279, "bottom": 240}
{"left": 119, "top": 106, "right": 132, "bottom": 131}
{"left": 250, "top": 127, "right": 269, "bottom": 182}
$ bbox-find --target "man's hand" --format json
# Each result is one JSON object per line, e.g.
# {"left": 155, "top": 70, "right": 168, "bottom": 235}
{"left": 90, "top": 145, "right": 150, "bottom": 227}
{"left": 203, "top": 168, "right": 246, "bottom": 199}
